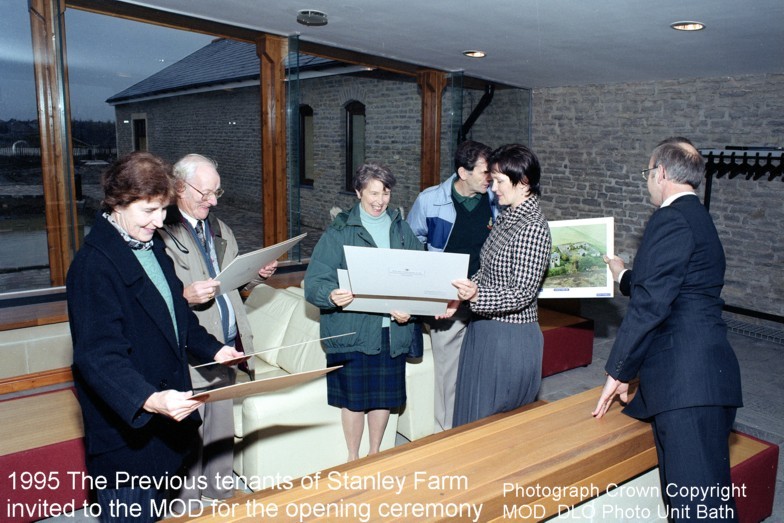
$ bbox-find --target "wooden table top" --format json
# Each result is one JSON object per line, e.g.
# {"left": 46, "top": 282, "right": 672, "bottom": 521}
{"left": 179, "top": 386, "right": 658, "bottom": 522}
{"left": 0, "top": 389, "right": 84, "bottom": 455}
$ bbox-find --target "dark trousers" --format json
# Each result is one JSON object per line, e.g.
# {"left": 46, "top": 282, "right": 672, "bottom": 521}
{"left": 652, "top": 405, "right": 738, "bottom": 522}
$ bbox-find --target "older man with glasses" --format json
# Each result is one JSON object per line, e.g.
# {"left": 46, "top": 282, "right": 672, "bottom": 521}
{"left": 161, "top": 153, "right": 277, "bottom": 503}
{"left": 594, "top": 138, "right": 742, "bottom": 521}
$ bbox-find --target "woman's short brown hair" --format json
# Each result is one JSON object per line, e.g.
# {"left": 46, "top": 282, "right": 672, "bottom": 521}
{"left": 101, "top": 151, "right": 175, "bottom": 212}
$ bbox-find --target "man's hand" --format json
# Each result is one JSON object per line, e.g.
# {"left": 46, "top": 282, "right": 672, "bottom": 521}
{"left": 592, "top": 374, "right": 630, "bottom": 419}
{"left": 258, "top": 260, "right": 278, "bottom": 279}
{"left": 435, "top": 300, "right": 460, "bottom": 320}
{"left": 603, "top": 255, "right": 625, "bottom": 283}
{"left": 214, "top": 345, "right": 247, "bottom": 366}
{"left": 183, "top": 278, "right": 220, "bottom": 305}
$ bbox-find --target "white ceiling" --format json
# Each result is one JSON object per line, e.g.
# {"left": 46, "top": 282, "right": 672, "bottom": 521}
{"left": 122, "top": 0, "right": 784, "bottom": 89}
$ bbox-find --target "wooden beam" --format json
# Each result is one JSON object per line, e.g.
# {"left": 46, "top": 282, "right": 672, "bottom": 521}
{"left": 29, "top": 0, "right": 79, "bottom": 287}
{"left": 257, "top": 35, "right": 289, "bottom": 248}
{"left": 66, "top": 0, "right": 258, "bottom": 43}
{"left": 418, "top": 70, "right": 447, "bottom": 190}
{"left": 0, "top": 367, "right": 73, "bottom": 396}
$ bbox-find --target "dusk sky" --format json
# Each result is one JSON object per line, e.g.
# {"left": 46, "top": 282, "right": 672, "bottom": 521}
{"left": 0, "top": 1, "right": 214, "bottom": 121}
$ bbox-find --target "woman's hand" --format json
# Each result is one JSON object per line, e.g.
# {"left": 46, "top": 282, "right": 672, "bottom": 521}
{"left": 214, "top": 345, "right": 247, "bottom": 366}
{"left": 184, "top": 278, "right": 220, "bottom": 305}
{"left": 143, "top": 390, "right": 202, "bottom": 421}
{"left": 329, "top": 288, "right": 354, "bottom": 307}
{"left": 390, "top": 311, "right": 411, "bottom": 323}
{"left": 452, "top": 279, "right": 478, "bottom": 302}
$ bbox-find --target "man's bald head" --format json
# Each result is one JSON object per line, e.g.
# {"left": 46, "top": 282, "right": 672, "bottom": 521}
{"left": 650, "top": 137, "right": 705, "bottom": 189}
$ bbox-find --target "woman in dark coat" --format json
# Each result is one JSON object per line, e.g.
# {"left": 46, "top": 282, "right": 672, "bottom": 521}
{"left": 67, "top": 152, "right": 243, "bottom": 522}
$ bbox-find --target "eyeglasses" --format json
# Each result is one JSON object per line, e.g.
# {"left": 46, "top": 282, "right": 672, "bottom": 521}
{"left": 640, "top": 165, "right": 659, "bottom": 180}
{"left": 185, "top": 180, "right": 224, "bottom": 201}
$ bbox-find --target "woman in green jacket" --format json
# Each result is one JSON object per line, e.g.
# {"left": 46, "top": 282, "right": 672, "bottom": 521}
{"left": 305, "top": 163, "right": 423, "bottom": 461}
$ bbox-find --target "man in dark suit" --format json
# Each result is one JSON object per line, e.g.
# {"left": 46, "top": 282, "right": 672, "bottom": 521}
{"left": 593, "top": 138, "right": 742, "bottom": 521}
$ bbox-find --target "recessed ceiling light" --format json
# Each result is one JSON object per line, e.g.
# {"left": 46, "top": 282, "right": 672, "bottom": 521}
{"left": 670, "top": 21, "right": 705, "bottom": 31}
{"left": 463, "top": 50, "right": 486, "bottom": 58}
{"left": 297, "top": 9, "right": 328, "bottom": 27}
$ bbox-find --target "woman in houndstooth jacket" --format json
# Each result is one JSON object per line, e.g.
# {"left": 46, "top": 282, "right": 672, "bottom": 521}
{"left": 450, "top": 144, "right": 552, "bottom": 426}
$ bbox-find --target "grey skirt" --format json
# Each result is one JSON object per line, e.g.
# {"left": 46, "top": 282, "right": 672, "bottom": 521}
{"left": 452, "top": 316, "right": 543, "bottom": 427}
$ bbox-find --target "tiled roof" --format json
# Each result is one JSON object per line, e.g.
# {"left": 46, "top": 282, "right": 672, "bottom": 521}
{"left": 107, "top": 38, "right": 335, "bottom": 104}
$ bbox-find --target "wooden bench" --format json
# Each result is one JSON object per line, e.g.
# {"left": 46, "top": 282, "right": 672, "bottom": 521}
{"left": 173, "top": 385, "right": 776, "bottom": 523}
{"left": 0, "top": 388, "right": 88, "bottom": 522}
{"left": 730, "top": 430, "right": 779, "bottom": 523}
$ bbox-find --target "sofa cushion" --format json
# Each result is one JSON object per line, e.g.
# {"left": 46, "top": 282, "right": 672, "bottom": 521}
{"left": 244, "top": 284, "right": 301, "bottom": 366}
{"left": 274, "top": 289, "right": 325, "bottom": 374}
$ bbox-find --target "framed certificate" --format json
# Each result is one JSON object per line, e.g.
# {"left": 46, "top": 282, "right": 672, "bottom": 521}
{"left": 539, "top": 217, "right": 614, "bottom": 299}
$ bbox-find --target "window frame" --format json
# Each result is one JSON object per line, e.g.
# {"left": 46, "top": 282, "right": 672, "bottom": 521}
{"left": 298, "top": 104, "right": 314, "bottom": 186}
{"left": 344, "top": 100, "right": 365, "bottom": 192}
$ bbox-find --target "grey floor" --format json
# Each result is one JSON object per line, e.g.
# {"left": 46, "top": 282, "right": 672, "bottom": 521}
{"left": 34, "top": 298, "right": 784, "bottom": 522}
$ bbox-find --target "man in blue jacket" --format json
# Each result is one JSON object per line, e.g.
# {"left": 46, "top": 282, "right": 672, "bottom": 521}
{"left": 407, "top": 140, "right": 498, "bottom": 431}
{"left": 594, "top": 137, "right": 742, "bottom": 521}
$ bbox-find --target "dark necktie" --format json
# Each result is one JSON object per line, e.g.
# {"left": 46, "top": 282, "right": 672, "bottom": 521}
{"left": 195, "top": 220, "right": 208, "bottom": 250}
{"left": 193, "top": 219, "right": 234, "bottom": 359}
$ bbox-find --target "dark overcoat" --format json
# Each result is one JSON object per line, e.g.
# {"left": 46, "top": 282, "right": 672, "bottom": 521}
{"left": 67, "top": 214, "right": 222, "bottom": 485}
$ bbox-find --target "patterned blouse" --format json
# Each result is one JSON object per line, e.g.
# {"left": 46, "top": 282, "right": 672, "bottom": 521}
{"left": 469, "top": 195, "right": 552, "bottom": 324}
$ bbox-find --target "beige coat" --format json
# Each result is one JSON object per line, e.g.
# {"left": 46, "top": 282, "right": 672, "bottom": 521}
{"left": 162, "top": 213, "right": 259, "bottom": 388}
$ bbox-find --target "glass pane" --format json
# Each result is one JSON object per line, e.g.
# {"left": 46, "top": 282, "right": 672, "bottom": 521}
{"left": 295, "top": 60, "right": 423, "bottom": 249}
{"left": 461, "top": 86, "right": 532, "bottom": 147}
{"left": 65, "top": 10, "right": 267, "bottom": 259}
{"left": 442, "top": 72, "right": 465, "bottom": 181}
{"left": 0, "top": 2, "right": 51, "bottom": 292}
{"left": 286, "top": 35, "right": 303, "bottom": 260}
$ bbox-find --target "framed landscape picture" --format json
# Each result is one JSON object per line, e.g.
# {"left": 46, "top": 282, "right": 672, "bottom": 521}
{"left": 539, "top": 216, "right": 614, "bottom": 299}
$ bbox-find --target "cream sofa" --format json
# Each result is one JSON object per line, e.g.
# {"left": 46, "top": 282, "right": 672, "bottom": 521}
{"left": 0, "top": 284, "right": 434, "bottom": 486}
{"left": 0, "top": 321, "right": 73, "bottom": 380}
{"left": 234, "top": 284, "right": 434, "bottom": 483}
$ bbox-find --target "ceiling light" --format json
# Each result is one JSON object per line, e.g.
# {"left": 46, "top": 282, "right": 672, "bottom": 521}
{"left": 463, "top": 50, "right": 486, "bottom": 58}
{"left": 670, "top": 21, "right": 705, "bottom": 31}
{"left": 297, "top": 9, "right": 328, "bottom": 27}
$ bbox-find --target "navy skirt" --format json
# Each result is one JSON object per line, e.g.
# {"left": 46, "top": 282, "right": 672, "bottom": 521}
{"left": 452, "top": 316, "right": 543, "bottom": 426}
{"left": 326, "top": 327, "right": 407, "bottom": 411}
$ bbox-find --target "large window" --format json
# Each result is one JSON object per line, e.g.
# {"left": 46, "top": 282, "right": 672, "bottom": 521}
{"left": 0, "top": 2, "right": 52, "bottom": 292}
{"left": 344, "top": 100, "right": 365, "bottom": 192}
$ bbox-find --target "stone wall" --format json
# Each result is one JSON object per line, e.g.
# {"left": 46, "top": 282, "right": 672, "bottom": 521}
{"left": 298, "top": 75, "right": 422, "bottom": 231}
{"left": 532, "top": 73, "right": 784, "bottom": 320}
{"left": 113, "top": 88, "right": 262, "bottom": 211}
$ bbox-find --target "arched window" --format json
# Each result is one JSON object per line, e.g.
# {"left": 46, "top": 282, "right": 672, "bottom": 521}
{"left": 298, "top": 104, "right": 314, "bottom": 186}
{"left": 344, "top": 100, "right": 365, "bottom": 191}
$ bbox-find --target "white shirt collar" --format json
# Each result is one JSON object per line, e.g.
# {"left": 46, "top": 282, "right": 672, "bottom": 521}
{"left": 180, "top": 209, "right": 199, "bottom": 228}
{"left": 661, "top": 191, "right": 697, "bottom": 208}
